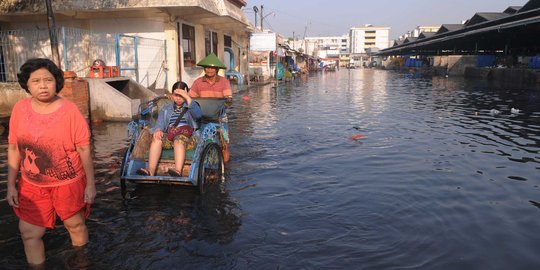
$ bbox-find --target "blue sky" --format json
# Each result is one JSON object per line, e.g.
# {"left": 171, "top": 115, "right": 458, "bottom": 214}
{"left": 244, "top": 0, "right": 527, "bottom": 39}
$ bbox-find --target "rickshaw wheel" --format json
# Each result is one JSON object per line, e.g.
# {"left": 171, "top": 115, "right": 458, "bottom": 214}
{"left": 197, "top": 143, "right": 224, "bottom": 193}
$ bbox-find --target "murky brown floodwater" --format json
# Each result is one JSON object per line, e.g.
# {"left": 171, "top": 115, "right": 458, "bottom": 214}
{"left": 1, "top": 69, "right": 540, "bottom": 269}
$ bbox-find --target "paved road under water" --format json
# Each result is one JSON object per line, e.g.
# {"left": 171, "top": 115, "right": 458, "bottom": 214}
{"left": 1, "top": 69, "right": 540, "bottom": 269}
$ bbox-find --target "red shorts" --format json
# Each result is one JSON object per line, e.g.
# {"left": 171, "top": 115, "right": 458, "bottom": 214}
{"left": 14, "top": 178, "right": 91, "bottom": 229}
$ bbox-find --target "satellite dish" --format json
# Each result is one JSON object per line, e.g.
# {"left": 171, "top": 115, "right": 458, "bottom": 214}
{"left": 253, "top": 6, "right": 259, "bottom": 12}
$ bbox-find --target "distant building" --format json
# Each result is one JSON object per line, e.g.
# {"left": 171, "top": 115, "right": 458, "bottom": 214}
{"left": 304, "top": 35, "right": 349, "bottom": 58}
{"left": 349, "top": 25, "right": 390, "bottom": 54}
{"left": 287, "top": 38, "right": 305, "bottom": 53}
{"left": 411, "top": 25, "right": 441, "bottom": 38}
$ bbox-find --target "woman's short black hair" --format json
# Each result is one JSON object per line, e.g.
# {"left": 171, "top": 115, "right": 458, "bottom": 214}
{"left": 171, "top": 81, "right": 189, "bottom": 92}
{"left": 17, "top": 58, "right": 64, "bottom": 93}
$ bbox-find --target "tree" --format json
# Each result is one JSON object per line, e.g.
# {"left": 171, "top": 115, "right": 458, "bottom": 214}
{"left": 0, "top": 0, "right": 31, "bottom": 13}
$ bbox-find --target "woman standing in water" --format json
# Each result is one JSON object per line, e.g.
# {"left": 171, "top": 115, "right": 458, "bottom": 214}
{"left": 5, "top": 58, "right": 96, "bottom": 267}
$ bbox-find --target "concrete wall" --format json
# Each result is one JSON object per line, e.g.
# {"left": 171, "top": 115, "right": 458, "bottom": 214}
{"left": 489, "top": 68, "right": 538, "bottom": 84}
{"left": 433, "top": 56, "right": 442, "bottom": 67}
{"left": 422, "top": 55, "right": 473, "bottom": 75}
{"left": 447, "top": 55, "right": 476, "bottom": 76}
{"left": 87, "top": 77, "right": 157, "bottom": 121}
{"left": 0, "top": 83, "right": 28, "bottom": 118}
{"left": 465, "top": 67, "right": 539, "bottom": 84}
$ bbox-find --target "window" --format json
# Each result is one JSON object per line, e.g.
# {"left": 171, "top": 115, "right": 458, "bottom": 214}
{"left": 212, "top": 32, "right": 218, "bottom": 55}
{"left": 224, "top": 35, "right": 232, "bottom": 48}
{"left": 205, "top": 30, "right": 218, "bottom": 56}
{"left": 181, "top": 24, "right": 195, "bottom": 67}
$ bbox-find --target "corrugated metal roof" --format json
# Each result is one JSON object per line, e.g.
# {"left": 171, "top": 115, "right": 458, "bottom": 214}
{"left": 393, "top": 40, "right": 404, "bottom": 46}
{"left": 418, "top": 32, "right": 436, "bottom": 39}
{"left": 379, "top": 0, "right": 540, "bottom": 56}
{"left": 403, "top": 37, "right": 417, "bottom": 43}
{"left": 519, "top": 0, "right": 540, "bottom": 13}
{"left": 504, "top": 6, "right": 522, "bottom": 14}
{"left": 436, "top": 24, "right": 464, "bottom": 34}
{"left": 465, "top": 12, "right": 510, "bottom": 26}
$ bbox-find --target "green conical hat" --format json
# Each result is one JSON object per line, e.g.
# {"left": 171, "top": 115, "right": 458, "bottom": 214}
{"left": 197, "top": 53, "right": 227, "bottom": 69}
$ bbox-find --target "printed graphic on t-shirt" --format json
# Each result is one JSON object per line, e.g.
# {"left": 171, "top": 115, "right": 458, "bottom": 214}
{"left": 19, "top": 139, "right": 79, "bottom": 185}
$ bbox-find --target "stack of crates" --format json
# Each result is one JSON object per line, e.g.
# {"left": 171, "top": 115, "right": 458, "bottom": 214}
{"left": 89, "top": 65, "right": 121, "bottom": 78}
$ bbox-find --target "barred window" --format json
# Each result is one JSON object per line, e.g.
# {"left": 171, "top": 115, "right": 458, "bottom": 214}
{"left": 182, "top": 24, "right": 196, "bottom": 67}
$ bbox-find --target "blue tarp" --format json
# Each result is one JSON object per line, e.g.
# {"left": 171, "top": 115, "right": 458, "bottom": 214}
{"left": 477, "top": 55, "right": 496, "bottom": 67}
{"left": 529, "top": 56, "right": 540, "bottom": 69}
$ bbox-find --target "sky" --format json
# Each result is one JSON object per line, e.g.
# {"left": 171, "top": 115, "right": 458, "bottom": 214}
{"left": 243, "top": 0, "right": 527, "bottom": 40}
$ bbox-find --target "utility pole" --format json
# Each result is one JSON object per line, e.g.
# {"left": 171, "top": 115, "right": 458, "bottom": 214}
{"left": 293, "top": 31, "right": 295, "bottom": 50}
{"left": 260, "top": 5, "right": 264, "bottom": 31}
{"left": 303, "top": 23, "right": 309, "bottom": 56}
{"left": 46, "top": 0, "right": 61, "bottom": 68}
{"left": 253, "top": 6, "right": 258, "bottom": 31}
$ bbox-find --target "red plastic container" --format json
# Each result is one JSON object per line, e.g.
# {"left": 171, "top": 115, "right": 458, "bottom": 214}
{"left": 89, "top": 66, "right": 120, "bottom": 78}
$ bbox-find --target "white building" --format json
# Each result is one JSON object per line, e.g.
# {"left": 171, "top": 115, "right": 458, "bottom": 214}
{"left": 411, "top": 25, "right": 441, "bottom": 38}
{"left": 304, "top": 35, "right": 349, "bottom": 58}
{"left": 349, "top": 25, "right": 390, "bottom": 54}
{"left": 0, "top": 0, "right": 251, "bottom": 89}
{"left": 397, "top": 25, "right": 441, "bottom": 42}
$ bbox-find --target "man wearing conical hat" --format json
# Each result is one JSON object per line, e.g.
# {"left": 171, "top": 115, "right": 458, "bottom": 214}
{"left": 189, "top": 53, "right": 232, "bottom": 99}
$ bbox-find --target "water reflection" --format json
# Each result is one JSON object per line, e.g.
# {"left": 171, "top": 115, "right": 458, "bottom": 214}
{"left": 1, "top": 69, "right": 540, "bottom": 269}
{"left": 89, "top": 184, "right": 241, "bottom": 269}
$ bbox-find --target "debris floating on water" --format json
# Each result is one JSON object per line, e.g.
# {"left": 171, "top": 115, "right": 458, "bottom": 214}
{"left": 351, "top": 134, "right": 366, "bottom": 140}
{"left": 511, "top": 108, "right": 520, "bottom": 114}
{"left": 242, "top": 95, "right": 250, "bottom": 101}
{"left": 489, "top": 109, "right": 501, "bottom": 116}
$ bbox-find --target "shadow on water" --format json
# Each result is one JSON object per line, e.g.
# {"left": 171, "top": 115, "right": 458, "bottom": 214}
{"left": 87, "top": 182, "right": 241, "bottom": 269}
{"left": 29, "top": 181, "right": 241, "bottom": 269}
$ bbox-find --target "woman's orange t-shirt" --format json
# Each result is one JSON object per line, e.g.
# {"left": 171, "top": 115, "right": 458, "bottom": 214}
{"left": 8, "top": 98, "right": 90, "bottom": 187}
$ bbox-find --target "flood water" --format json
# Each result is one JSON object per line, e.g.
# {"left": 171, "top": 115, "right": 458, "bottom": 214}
{"left": 1, "top": 69, "right": 540, "bottom": 269}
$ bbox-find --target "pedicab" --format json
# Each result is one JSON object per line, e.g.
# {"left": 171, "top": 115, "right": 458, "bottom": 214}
{"left": 120, "top": 96, "right": 229, "bottom": 194}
